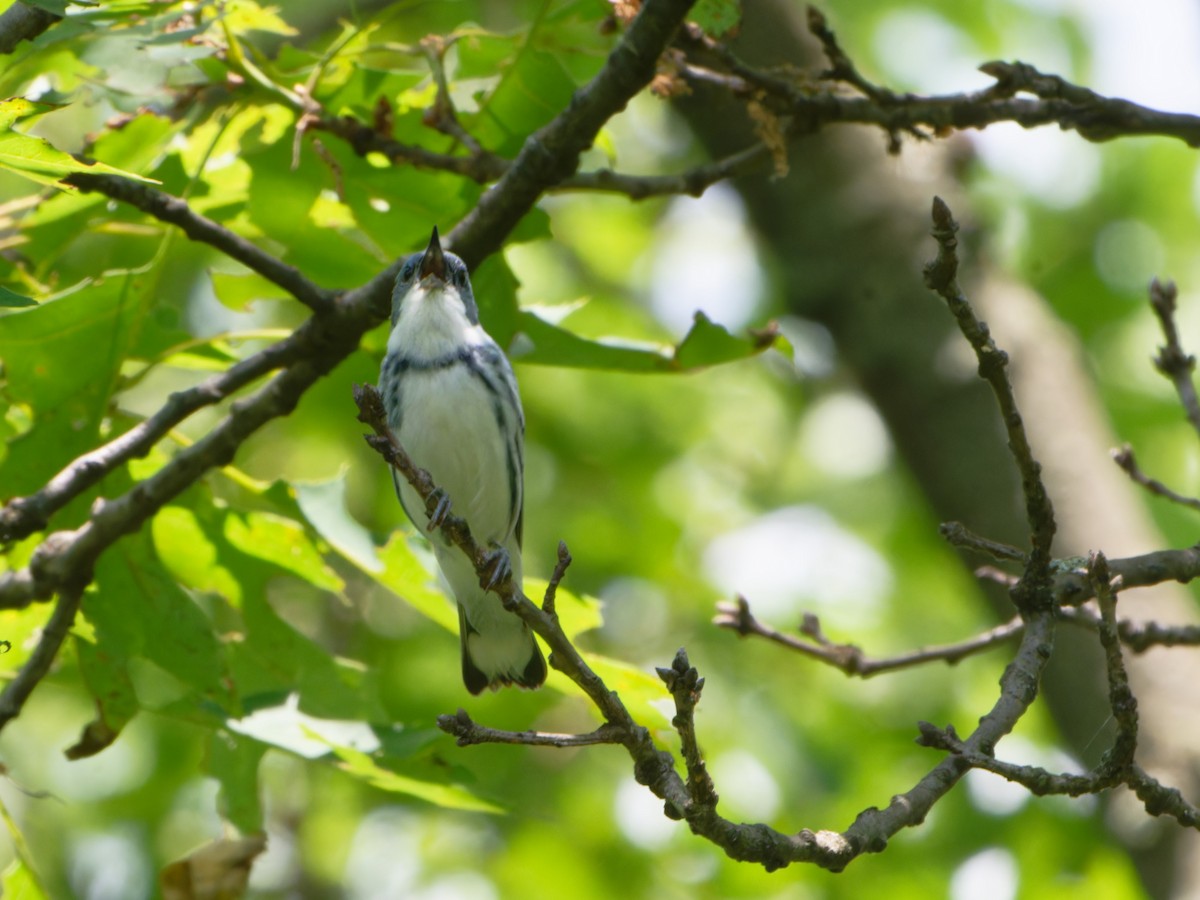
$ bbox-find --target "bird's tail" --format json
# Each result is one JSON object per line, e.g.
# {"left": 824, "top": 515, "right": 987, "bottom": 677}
{"left": 459, "top": 606, "right": 547, "bottom": 694}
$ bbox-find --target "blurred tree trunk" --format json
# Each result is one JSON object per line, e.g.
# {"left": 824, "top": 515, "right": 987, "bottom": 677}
{"left": 674, "top": 2, "right": 1200, "bottom": 897}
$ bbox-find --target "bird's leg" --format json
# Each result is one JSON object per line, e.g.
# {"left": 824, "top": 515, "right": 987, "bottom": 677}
{"left": 425, "top": 487, "right": 452, "bottom": 531}
{"left": 480, "top": 542, "right": 512, "bottom": 592}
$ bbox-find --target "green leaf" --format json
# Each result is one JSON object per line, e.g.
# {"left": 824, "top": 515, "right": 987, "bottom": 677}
{"left": 512, "top": 308, "right": 788, "bottom": 372}
{"left": 313, "top": 729, "right": 503, "bottom": 813}
{"left": 372, "top": 534, "right": 457, "bottom": 632}
{"left": 0, "top": 99, "right": 59, "bottom": 129}
{"left": 0, "top": 286, "right": 36, "bottom": 308}
{"left": 470, "top": 50, "right": 577, "bottom": 156}
{"left": 691, "top": 0, "right": 743, "bottom": 38}
{"left": 0, "top": 605, "right": 52, "bottom": 678}
{"left": 0, "top": 860, "right": 48, "bottom": 900}
{"left": 0, "top": 787, "right": 49, "bottom": 899}
{"left": 67, "top": 636, "right": 140, "bottom": 759}
{"left": 673, "top": 310, "right": 785, "bottom": 369}
{"left": 207, "top": 729, "right": 267, "bottom": 833}
{"left": 224, "top": 512, "right": 345, "bottom": 594}
{"left": 209, "top": 270, "right": 290, "bottom": 311}
{"left": 0, "top": 279, "right": 132, "bottom": 497}
{"left": 0, "top": 100, "right": 160, "bottom": 187}
{"left": 87, "top": 534, "right": 236, "bottom": 722}
{"left": 295, "top": 471, "right": 383, "bottom": 574}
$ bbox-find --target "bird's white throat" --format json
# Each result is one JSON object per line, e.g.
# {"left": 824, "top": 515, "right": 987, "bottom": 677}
{"left": 388, "top": 283, "right": 484, "bottom": 363}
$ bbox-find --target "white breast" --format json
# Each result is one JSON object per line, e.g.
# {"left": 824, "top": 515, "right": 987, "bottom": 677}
{"left": 395, "top": 363, "right": 516, "bottom": 544}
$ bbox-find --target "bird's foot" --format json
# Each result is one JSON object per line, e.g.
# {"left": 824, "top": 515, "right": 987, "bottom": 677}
{"left": 481, "top": 543, "right": 512, "bottom": 592}
{"left": 425, "top": 488, "right": 452, "bottom": 531}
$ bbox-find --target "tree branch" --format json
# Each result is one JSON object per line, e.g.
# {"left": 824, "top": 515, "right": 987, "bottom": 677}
{"left": 1147, "top": 278, "right": 1200, "bottom": 438}
{"left": 0, "top": 1, "right": 59, "bottom": 55}
{"left": 1111, "top": 444, "right": 1200, "bottom": 513}
{"left": 0, "top": 584, "right": 82, "bottom": 728}
{"left": 437, "top": 708, "right": 626, "bottom": 748}
{"left": 65, "top": 174, "right": 336, "bottom": 314}
{"left": 0, "top": 335, "right": 304, "bottom": 542}
{"left": 715, "top": 595, "right": 1024, "bottom": 675}
{"left": 0, "top": 0, "right": 697, "bottom": 656}
{"left": 923, "top": 197, "right": 1057, "bottom": 612}
{"left": 446, "top": 0, "right": 700, "bottom": 267}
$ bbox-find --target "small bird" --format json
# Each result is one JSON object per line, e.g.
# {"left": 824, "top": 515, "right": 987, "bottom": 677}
{"left": 379, "top": 227, "right": 546, "bottom": 694}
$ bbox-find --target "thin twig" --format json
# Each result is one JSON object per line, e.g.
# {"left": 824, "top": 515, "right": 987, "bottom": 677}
{"left": 715, "top": 595, "right": 1023, "bottom": 675}
{"left": 0, "top": 585, "right": 83, "bottom": 728}
{"left": 0, "top": 336, "right": 304, "bottom": 542}
{"left": 940, "top": 521, "right": 1027, "bottom": 562}
{"left": 437, "top": 708, "right": 625, "bottom": 748}
{"left": 1058, "top": 606, "right": 1200, "bottom": 654}
{"left": 656, "top": 649, "right": 719, "bottom": 812}
{"left": 542, "top": 540, "right": 573, "bottom": 618}
{"left": 1111, "top": 444, "right": 1200, "bottom": 512}
{"left": 1148, "top": 278, "right": 1200, "bottom": 439}
{"left": 923, "top": 197, "right": 1056, "bottom": 613}
{"left": 64, "top": 174, "right": 335, "bottom": 314}
{"left": 421, "top": 35, "right": 484, "bottom": 155}
{"left": 1087, "top": 552, "right": 1138, "bottom": 775}
{"left": 561, "top": 143, "right": 772, "bottom": 198}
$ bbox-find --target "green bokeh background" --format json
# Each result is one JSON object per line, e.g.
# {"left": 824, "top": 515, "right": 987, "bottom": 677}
{"left": 0, "top": 0, "right": 1197, "bottom": 897}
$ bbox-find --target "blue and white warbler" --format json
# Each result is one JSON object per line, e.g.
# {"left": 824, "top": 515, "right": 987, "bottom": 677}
{"left": 378, "top": 227, "right": 546, "bottom": 694}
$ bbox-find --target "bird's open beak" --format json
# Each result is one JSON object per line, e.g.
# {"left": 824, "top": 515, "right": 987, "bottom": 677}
{"left": 419, "top": 226, "right": 446, "bottom": 283}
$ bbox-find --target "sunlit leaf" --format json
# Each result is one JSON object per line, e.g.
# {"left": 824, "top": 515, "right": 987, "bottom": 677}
{"left": 0, "top": 101, "right": 160, "bottom": 187}
{"left": 311, "top": 729, "right": 503, "bottom": 813}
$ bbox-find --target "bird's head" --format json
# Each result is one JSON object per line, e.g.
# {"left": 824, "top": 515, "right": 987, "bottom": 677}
{"left": 390, "top": 227, "right": 479, "bottom": 326}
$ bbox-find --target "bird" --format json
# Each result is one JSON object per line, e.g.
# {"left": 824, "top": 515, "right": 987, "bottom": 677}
{"left": 378, "top": 226, "right": 546, "bottom": 694}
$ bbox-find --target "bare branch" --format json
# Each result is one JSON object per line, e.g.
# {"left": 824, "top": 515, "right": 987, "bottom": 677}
{"left": 437, "top": 708, "right": 625, "bottom": 748}
{"left": 0, "top": 1, "right": 59, "bottom": 55}
{"left": 1128, "top": 764, "right": 1200, "bottom": 828}
{"left": 542, "top": 540, "right": 573, "bottom": 618}
{"left": 1054, "top": 544, "right": 1200, "bottom": 606}
{"left": 855, "top": 611, "right": 1057, "bottom": 856}
{"left": 64, "top": 174, "right": 335, "bottom": 314}
{"left": 1111, "top": 444, "right": 1200, "bottom": 513}
{"left": 1058, "top": 606, "right": 1200, "bottom": 654}
{"left": 1147, "top": 278, "right": 1200, "bottom": 438}
{"left": 561, "top": 143, "right": 773, "bottom": 198}
{"left": 715, "top": 595, "right": 1023, "bottom": 675}
{"left": 923, "top": 197, "right": 1056, "bottom": 612}
{"left": 0, "top": 336, "right": 303, "bottom": 543}
{"left": 656, "top": 649, "right": 719, "bottom": 811}
{"left": 447, "top": 0, "right": 700, "bottom": 268}
{"left": 940, "top": 521, "right": 1027, "bottom": 562}
{"left": 420, "top": 35, "right": 485, "bottom": 156}
{"left": 0, "top": 584, "right": 82, "bottom": 728}
{"left": 1088, "top": 552, "right": 1138, "bottom": 771}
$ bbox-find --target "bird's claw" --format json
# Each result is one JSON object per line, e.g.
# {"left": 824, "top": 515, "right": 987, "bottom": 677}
{"left": 481, "top": 543, "right": 512, "bottom": 592}
{"left": 426, "top": 488, "right": 451, "bottom": 531}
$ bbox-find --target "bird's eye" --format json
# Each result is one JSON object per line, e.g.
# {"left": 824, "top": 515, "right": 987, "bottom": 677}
{"left": 453, "top": 267, "right": 467, "bottom": 287}
{"left": 401, "top": 260, "right": 416, "bottom": 281}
